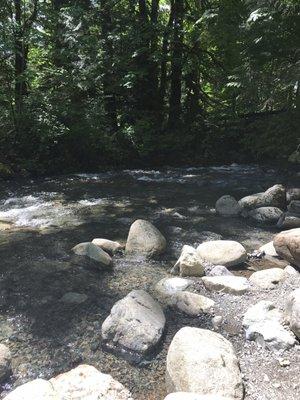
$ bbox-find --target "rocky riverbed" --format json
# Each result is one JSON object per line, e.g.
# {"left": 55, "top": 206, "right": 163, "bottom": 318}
{"left": 0, "top": 165, "right": 299, "bottom": 399}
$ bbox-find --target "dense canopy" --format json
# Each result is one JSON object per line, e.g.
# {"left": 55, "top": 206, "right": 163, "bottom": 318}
{"left": 0, "top": 0, "right": 299, "bottom": 174}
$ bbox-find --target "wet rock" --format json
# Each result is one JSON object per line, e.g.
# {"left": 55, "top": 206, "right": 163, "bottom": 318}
{"left": 238, "top": 184, "right": 286, "bottom": 211}
{"left": 273, "top": 228, "right": 300, "bottom": 267}
{"left": 202, "top": 276, "right": 250, "bottom": 295}
{"left": 248, "top": 207, "right": 283, "bottom": 224}
{"left": 3, "top": 379, "right": 57, "bottom": 400}
{"left": 92, "top": 238, "right": 124, "bottom": 254}
{"left": 60, "top": 292, "right": 88, "bottom": 304}
{"left": 259, "top": 241, "right": 278, "bottom": 257}
{"left": 196, "top": 240, "right": 247, "bottom": 267}
{"left": 172, "top": 245, "right": 205, "bottom": 277}
{"left": 215, "top": 195, "right": 241, "bottom": 217}
{"left": 245, "top": 320, "right": 296, "bottom": 351}
{"left": 249, "top": 268, "right": 286, "bottom": 289}
{"left": 164, "top": 394, "right": 231, "bottom": 400}
{"left": 242, "top": 301, "right": 283, "bottom": 329}
{"left": 50, "top": 364, "right": 133, "bottom": 400}
{"left": 125, "top": 219, "right": 166, "bottom": 258}
{"left": 173, "top": 292, "right": 215, "bottom": 316}
{"left": 206, "top": 265, "right": 233, "bottom": 276}
{"left": 277, "top": 212, "right": 300, "bottom": 229}
{"left": 0, "top": 344, "right": 11, "bottom": 381}
{"left": 285, "top": 288, "right": 300, "bottom": 339}
{"left": 71, "top": 242, "right": 112, "bottom": 268}
{"left": 101, "top": 290, "right": 165, "bottom": 357}
{"left": 154, "top": 277, "right": 193, "bottom": 303}
{"left": 166, "top": 327, "right": 243, "bottom": 399}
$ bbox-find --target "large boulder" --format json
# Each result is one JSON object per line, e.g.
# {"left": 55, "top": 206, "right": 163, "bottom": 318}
{"left": 72, "top": 242, "right": 112, "bottom": 268}
{"left": 197, "top": 240, "right": 247, "bottom": 267}
{"left": 50, "top": 364, "right": 132, "bottom": 400}
{"left": 0, "top": 344, "right": 11, "bottom": 381}
{"left": 166, "top": 327, "right": 243, "bottom": 399}
{"left": 172, "top": 245, "right": 205, "bottom": 277}
{"left": 92, "top": 238, "right": 124, "bottom": 254}
{"left": 202, "top": 276, "right": 250, "bottom": 295}
{"left": 238, "top": 184, "right": 286, "bottom": 211}
{"left": 249, "top": 268, "right": 287, "bottom": 289}
{"left": 248, "top": 207, "right": 283, "bottom": 224}
{"left": 125, "top": 219, "right": 166, "bottom": 258}
{"left": 285, "top": 288, "right": 300, "bottom": 339}
{"left": 273, "top": 228, "right": 300, "bottom": 267}
{"left": 101, "top": 290, "right": 165, "bottom": 357}
{"left": 3, "top": 365, "right": 133, "bottom": 400}
{"left": 215, "top": 195, "right": 241, "bottom": 217}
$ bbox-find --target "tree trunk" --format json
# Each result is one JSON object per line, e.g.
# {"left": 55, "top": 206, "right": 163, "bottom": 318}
{"left": 168, "top": 0, "right": 184, "bottom": 129}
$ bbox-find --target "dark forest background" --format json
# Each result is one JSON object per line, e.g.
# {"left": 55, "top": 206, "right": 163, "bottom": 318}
{"left": 0, "top": 0, "right": 299, "bottom": 176}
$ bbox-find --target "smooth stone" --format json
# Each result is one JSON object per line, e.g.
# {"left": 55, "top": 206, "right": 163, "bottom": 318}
{"left": 92, "top": 238, "right": 124, "bottom": 254}
{"left": 0, "top": 344, "right": 11, "bottom": 381}
{"left": 259, "top": 241, "right": 278, "bottom": 257}
{"left": 273, "top": 228, "right": 300, "bottom": 267}
{"left": 206, "top": 265, "right": 233, "bottom": 276}
{"left": 155, "top": 277, "right": 193, "bottom": 303}
{"left": 238, "top": 184, "right": 286, "bottom": 211}
{"left": 285, "top": 288, "right": 300, "bottom": 339}
{"left": 287, "top": 200, "right": 300, "bottom": 215}
{"left": 277, "top": 212, "right": 300, "bottom": 229}
{"left": 125, "top": 219, "right": 166, "bottom": 258}
{"left": 60, "top": 292, "right": 88, "bottom": 304}
{"left": 101, "top": 290, "right": 165, "bottom": 356}
{"left": 173, "top": 292, "right": 215, "bottom": 316}
{"left": 197, "top": 240, "right": 247, "bottom": 267}
{"left": 248, "top": 207, "right": 283, "bottom": 223}
{"left": 287, "top": 188, "right": 300, "bottom": 202}
{"left": 215, "top": 195, "right": 241, "bottom": 217}
{"left": 173, "top": 245, "right": 205, "bottom": 277}
{"left": 249, "top": 268, "right": 286, "bottom": 289}
{"left": 166, "top": 327, "right": 243, "bottom": 399}
{"left": 71, "top": 242, "right": 112, "bottom": 267}
{"left": 246, "top": 320, "right": 296, "bottom": 351}
{"left": 3, "top": 379, "right": 58, "bottom": 400}
{"left": 50, "top": 364, "right": 133, "bottom": 400}
{"left": 202, "top": 276, "right": 250, "bottom": 295}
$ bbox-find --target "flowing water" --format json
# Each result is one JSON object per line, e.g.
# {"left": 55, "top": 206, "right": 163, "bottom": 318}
{"left": 0, "top": 164, "right": 299, "bottom": 398}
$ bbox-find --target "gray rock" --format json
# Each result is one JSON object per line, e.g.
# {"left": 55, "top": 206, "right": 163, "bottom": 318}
{"left": 166, "top": 327, "right": 243, "bottom": 399}
{"left": 249, "top": 268, "right": 286, "bottom": 289}
{"left": 60, "top": 292, "right": 88, "bottom": 304}
{"left": 206, "top": 265, "right": 234, "bottom": 276}
{"left": 248, "top": 206, "right": 283, "bottom": 224}
{"left": 92, "top": 238, "right": 124, "bottom": 254}
{"left": 3, "top": 379, "right": 58, "bottom": 400}
{"left": 273, "top": 228, "right": 300, "bottom": 267}
{"left": 287, "top": 188, "right": 300, "bottom": 203}
{"left": 173, "top": 245, "right": 205, "bottom": 277}
{"left": 202, "top": 276, "right": 250, "bottom": 295}
{"left": 197, "top": 240, "right": 247, "bottom": 267}
{"left": 101, "top": 290, "right": 165, "bottom": 356}
{"left": 0, "top": 344, "right": 11, "bottom": 381}
{"left": 125, "top": 219, "right": 166, "bottom": 258}
{"left": 154, "top": 277, "right": 193, "bottom": 303}
{"left": 285, "top": 288, "right": 300, "bottom": 339}
{"left": 173, "top": 292, "right": 215, "bottom": 316}
{"left": 239, "top": 184, "right": 286, "bottom": 211}
{"left": 72, "top": 242, "right": 112, "bottom": 268}
{"left": 277, "top": 212, "right": 300, "bottom": 229}
{"left": 215, "top": 195, "right": 241, "bottom": 217}
{"left": 287, "top": 200, "right": 300, "bottom": 215}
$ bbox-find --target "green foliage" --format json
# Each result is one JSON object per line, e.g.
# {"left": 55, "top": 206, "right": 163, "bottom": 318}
{"left": 0, "top": 0, "right": 299, "bottom": 174}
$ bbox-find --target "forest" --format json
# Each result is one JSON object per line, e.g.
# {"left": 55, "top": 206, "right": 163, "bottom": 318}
{"left": 0, "top": 0, "right": 299, "bottom": 175}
